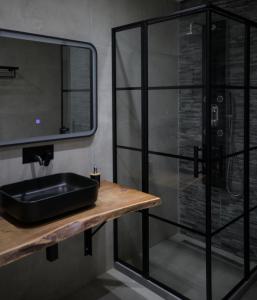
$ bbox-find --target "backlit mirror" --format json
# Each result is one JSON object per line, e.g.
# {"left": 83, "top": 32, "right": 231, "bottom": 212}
{"left": 0, "top": 30, "right": 97, "bottom": 146}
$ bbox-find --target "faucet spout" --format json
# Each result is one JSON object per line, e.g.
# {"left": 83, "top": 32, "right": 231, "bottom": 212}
{"left": 34, "top": 155, "right": 44, "bottom": 166}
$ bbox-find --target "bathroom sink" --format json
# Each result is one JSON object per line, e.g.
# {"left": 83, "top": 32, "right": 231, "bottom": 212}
{"left": 0, "top": 173, "right": 99, "bottom": 224}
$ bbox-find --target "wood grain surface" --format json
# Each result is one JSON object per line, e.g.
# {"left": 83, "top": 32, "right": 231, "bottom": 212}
{"left": 0, "top": 181, "right": 160, "bottom": 267}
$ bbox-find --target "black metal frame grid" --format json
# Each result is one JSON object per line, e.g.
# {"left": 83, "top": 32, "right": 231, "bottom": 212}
{"left": 112, "top": 4, "right": 257, "bottom": 300}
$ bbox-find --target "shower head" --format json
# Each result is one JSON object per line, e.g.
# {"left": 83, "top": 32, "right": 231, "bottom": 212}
{"left": 185, "top": 22, "right": 194, "bottom": 35}
{"left": 184, "top": 22, "right": 217, "bottom": 36}
{"left": 184, "top": 22, "right": 203, "bottom": 36}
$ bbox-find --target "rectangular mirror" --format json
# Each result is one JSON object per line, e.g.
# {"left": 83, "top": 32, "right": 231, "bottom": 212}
{"left": 0, "top": 29, "right": 97, "bottom": 146}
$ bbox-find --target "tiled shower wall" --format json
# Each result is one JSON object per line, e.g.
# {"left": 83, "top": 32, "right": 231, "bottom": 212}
{"left": 178, "top": 0, "right": 257, "bottom": 261}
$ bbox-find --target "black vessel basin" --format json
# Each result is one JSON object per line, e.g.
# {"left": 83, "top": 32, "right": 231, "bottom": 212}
{"left": 0, "top": 173, "right": 99, "bottom": 224}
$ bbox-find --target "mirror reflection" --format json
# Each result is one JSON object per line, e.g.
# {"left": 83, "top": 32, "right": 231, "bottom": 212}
{"left": 0, "top": 35, "right": 96, "bottom": 145}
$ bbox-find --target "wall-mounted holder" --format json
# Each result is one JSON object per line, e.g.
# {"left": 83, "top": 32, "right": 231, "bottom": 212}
{"left": 0, "top": 66, "right": 19, "bottom": 78}
{"left": 44, "top": 222, "right": 107, "bottom": 262}
{"left": 46, "top": 244, "right": 59, "bottom": 262}
{"left": 84, "top": 222, "right": 107, "bottom": 256}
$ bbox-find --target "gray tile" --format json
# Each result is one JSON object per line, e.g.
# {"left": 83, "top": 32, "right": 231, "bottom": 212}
{"left": 241, "top": 283, "right": 257, "bottom": 300}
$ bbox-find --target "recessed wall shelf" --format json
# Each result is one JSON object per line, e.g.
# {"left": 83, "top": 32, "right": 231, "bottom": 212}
{"left": 0, "top": 66, "right": 19, "bottom": 79}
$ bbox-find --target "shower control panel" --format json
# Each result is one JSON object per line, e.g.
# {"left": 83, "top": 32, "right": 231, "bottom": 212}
{"left": 202, "top": 20, "right": 227, "bottom": 188}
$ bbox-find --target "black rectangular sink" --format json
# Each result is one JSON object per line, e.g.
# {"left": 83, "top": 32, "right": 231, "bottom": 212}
{"left": 0, "top": 173, "right": 99, "bottom": 224}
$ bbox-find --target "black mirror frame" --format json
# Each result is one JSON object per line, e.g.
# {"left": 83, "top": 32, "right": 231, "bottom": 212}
{"left": 0, "top": 28, "right": 97, "bottom": 147}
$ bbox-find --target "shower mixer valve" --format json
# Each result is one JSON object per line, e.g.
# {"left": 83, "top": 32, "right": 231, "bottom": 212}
{"left": 211, "top": 104, "right": 219, "bottom": 128}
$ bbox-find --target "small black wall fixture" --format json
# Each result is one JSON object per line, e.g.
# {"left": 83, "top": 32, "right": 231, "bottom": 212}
{"left": 0, "top": 66, "right": 19, "bottom": 78}
{"left": 84, "top": 222, "right": 107, "bottom": 256}
{"left": 45, "top": 222, "right": 107, "bottom": 263}
{"left": 46, "top": 244, "right": 59, "bottom": 262}
{"left": 23, "top": 145, "right": 54, "bottom": 167}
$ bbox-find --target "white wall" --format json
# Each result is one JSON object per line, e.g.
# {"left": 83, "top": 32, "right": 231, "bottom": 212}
{"left": 0, "top": 1, "right": 176, "bottom": 299}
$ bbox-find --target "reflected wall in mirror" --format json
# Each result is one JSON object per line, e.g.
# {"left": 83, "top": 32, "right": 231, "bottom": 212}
{"left": 0, "top": 30, "right": 97, "bottom": 146}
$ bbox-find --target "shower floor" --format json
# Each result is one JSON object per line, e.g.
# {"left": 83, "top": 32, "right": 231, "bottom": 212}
{"left": 125, "top": 234, "right": 243, "bottom": 300}
{"left": 149, "top": 235, "right": 243, "bottom": 300}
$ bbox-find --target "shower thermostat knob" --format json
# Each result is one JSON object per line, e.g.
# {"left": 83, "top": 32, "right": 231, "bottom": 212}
{"left": 217, "top": 95, "right": 224, "bottom": 103}
{"left": 217, "top": 129, "right": 224, "bottom": 137}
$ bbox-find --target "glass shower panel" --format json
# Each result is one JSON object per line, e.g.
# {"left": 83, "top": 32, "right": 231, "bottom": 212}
{"left": 148, "top": 13, "right": 205, "bottom": 87}
{"left": 224, "top": 89, "right": 244, "bottom": 155}
{"left": 250, "top": 89, "right": 257, "bottom": 210}
{"left": 148, "top": 154, "right": 178, "bottom": 224}
{"left": 148, "top": 90, "right": 178, "bottom": 155}
{"left": 117, "top": 212, "right": 142, "bottom": 271}
{"left": 211, "top": 154, "right": 244, "bottom": 233}
{"left": 117, "top": 148, "right": 141, "bottom": 190}
{"left": 115, "top": 26, "right": 143, "bottom": 274}
{"left": 250, "top": 27, "right": 257, "bottom": 87}
{"left": 210, "top": 15, "right": 245, "bottom": 232}
{"left": 149, "top": 217, "right": 206, "bottom": 300}
{"left": 249, "top": 149, "right": 257, "bottom": 210}
{"left": 116, "top": 28, "right": 141, "bottom": 88}
{"left": 210, "top": 90, "right": 245, "bottom": 233}
{"left": 250, "top": 27, "right": 257, "bottom": 270}
{"left": 211, "top": 14, "right": 245, "bottom": 87}
{"left": 148, "top": 89, "right": 203, "bottom": 157}
{"left": 250, "top": 27, "right": 257, "bottom": 212}
{"left": 178, "top": 89, "right": 203, "bottom": 158}
{"left": 250, "top": 209, "right": 257, "bottom": 270}
{"left": 212, "top": 220, "right": 244, "bottom": 300}
{"left": 148, "top": 19, "right": 179, "bottom": 87}
{"left": 149, "top": 154, "right": 206, "bottom": 233}
{"left": 116, "top": 90, "right": 141, "bottom": 149}
{"left": 117, "top": 147, "right": 142, "bottom": 270}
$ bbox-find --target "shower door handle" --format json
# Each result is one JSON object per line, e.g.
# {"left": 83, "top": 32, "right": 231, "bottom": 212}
{"left": 194, "top": 146, "right": 199, "bottom": 178}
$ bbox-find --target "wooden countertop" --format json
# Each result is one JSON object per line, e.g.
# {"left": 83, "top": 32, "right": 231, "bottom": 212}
{"left": 0, "top": 181, "right": 160, "bottom": 268}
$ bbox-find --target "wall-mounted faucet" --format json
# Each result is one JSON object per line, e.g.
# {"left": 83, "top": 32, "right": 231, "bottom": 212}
{"left": 34, "top": 155, "right": 44, "bottom": 166}
{"left": 23, "top": 145, "right": 54, "bottom": 167}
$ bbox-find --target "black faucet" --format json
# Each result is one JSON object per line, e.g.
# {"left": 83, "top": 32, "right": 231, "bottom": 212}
{"left": 34, "top": 155, "right": 44, "bottom": 166}
{"left": 23, "top": 145, "right": 54, "bottom": 166}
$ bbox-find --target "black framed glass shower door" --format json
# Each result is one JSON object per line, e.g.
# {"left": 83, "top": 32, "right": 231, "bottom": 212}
{"left": 112, "top": 4, "right": 256, "bottom": 300}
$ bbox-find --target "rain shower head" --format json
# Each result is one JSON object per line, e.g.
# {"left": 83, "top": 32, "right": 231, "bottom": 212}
{"left": 185, "top": 22, "right": 194, "bottom": 35}
{"left": 184, "top": 22, "right": 203, "bottom": 36}
{"left": 184, "top": 22, "right": 216, "bottom": 36}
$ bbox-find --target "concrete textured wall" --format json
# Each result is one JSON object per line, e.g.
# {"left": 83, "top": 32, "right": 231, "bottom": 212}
{"left": 0, "top": 1, "right": 175, "bottom": 299}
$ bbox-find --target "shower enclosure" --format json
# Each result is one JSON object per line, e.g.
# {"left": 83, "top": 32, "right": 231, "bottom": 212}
{"left": 112, "top": 4, "right": 257, "bottom": 300}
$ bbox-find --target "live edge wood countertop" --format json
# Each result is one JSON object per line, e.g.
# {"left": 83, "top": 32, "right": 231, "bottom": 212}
{"left": 0, "top": 181, "right": 160, "bottom": 268}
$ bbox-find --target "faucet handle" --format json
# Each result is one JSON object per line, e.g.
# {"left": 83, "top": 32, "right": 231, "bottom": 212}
{"left": 43, "top": 151, "right": 52, "bottom": 166}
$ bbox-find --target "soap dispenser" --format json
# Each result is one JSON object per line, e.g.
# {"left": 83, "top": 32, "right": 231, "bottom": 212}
{"left": 90, "top": 165, "right": 101, "bottom": 186}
